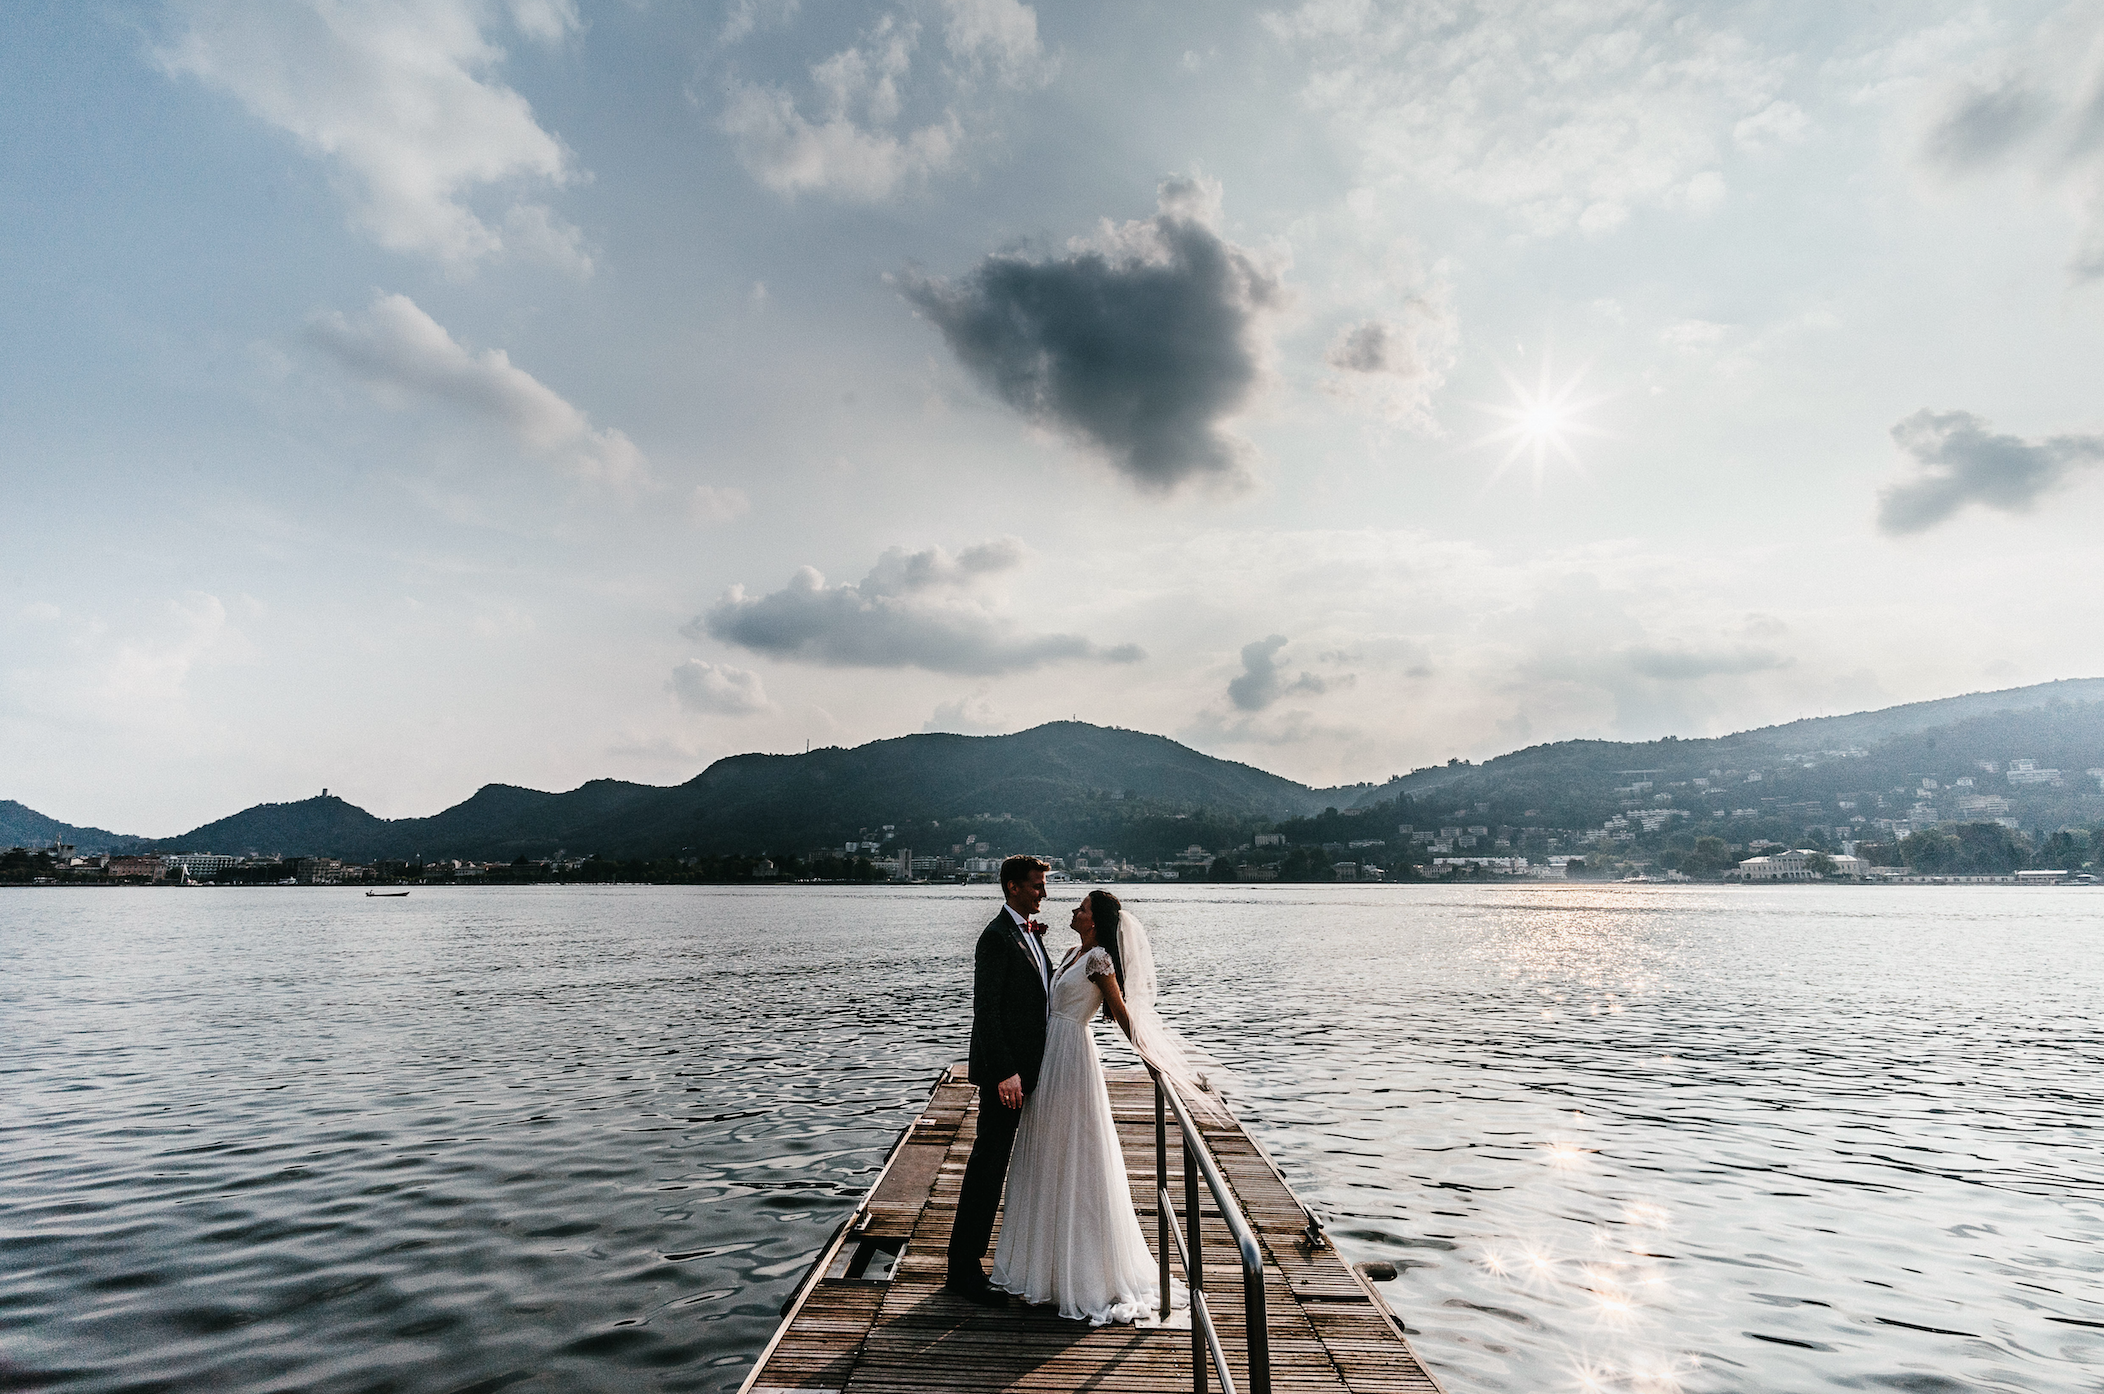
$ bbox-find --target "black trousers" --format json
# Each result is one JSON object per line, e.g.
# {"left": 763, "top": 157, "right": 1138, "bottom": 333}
{"left": 946, "top": 1083, "right": 1023, "bottom": 1283}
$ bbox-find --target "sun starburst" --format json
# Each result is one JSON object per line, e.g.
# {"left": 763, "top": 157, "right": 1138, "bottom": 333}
{"left": 1472, "top": 350, "right": 1612, "bottom": 486}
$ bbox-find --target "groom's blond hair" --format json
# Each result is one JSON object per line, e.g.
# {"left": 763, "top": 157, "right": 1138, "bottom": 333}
{"left": 999, "top": 854, "right": 1049, "bottom": 890}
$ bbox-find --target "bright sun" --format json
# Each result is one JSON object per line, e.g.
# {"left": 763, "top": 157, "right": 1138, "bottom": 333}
{"left": 1474, "top": 352, "right": 1610, "bottom": 484}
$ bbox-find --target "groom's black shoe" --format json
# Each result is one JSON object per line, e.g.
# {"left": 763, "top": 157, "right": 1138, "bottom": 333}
{"left": 942, "top": 1272, "right": 1009, "bottom": 1308}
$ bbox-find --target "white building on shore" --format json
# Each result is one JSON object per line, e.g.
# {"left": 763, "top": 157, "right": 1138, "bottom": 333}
{"left": 1736, "top": 849, "right": 1868, "bottom": 881}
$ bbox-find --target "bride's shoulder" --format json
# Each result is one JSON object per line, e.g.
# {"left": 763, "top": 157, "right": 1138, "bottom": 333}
{"left": 1081, "top": 945, "right": 1115, "bottom": 977}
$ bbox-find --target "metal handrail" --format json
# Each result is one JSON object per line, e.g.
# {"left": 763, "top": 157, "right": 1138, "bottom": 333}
{"left": 1152, "top": 1068, "right": 1270, "bottom": 1394}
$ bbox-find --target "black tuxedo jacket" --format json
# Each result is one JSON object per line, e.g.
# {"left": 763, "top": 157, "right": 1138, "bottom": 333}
{"left": 966, "top": 908, "right": 1050, "bottom": 1095}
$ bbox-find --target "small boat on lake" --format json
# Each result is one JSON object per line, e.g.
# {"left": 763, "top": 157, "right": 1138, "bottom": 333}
{"left": 365, "top": 890, "right": 409, "bottom": 897}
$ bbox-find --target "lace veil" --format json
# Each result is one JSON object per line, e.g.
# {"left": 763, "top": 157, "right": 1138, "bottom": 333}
{"left": 1113, "top": 909, "right": 1230, "bottom": 1121}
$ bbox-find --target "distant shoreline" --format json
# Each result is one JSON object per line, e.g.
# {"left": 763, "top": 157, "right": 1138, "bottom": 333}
{"left": 4, "top": 877, "right": 2093, "bottom": 890}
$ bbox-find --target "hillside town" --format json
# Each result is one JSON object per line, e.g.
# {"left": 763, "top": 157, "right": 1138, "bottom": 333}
{"left": 8, "top": 710, "right": 2103, "bottom": 888}
{"left": 7, "top": 814, "right": 2100, "bottom": 888}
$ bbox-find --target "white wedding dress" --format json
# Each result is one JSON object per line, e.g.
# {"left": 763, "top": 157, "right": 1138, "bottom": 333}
{"left": 989, "top": 945, "right": 1175, "bottom": 1325}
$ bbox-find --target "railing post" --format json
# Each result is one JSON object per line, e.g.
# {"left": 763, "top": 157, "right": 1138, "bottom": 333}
{"left": 1244, "top": 1263, "right": 1270, "bottom": 1394}
{"left": 1187, "top": 1135, "right": 1205, "bottom": 1394}
{"left": 1155, "top": 1076, "right": 1171, "bottom": 1325}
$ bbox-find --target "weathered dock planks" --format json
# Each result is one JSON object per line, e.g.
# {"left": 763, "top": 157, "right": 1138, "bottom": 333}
{"left": 740, "top": 1067, "right": 1446, "bottom": 1394}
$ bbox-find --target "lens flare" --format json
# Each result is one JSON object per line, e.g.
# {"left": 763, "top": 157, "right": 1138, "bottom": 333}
{"left": 1472, "top": 347, "right": 1613, "bottom": 487}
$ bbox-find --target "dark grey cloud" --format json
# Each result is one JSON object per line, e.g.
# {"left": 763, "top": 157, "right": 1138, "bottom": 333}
{"left": 1327, "top": 320, "right": 1408, "bottom": 374}
{"left": 2073, "top": 78, "right": 2104, "bottom": 276}
{"left": 1227, "top": 635, "right": 1330, "bottom": 711}
{"left": 1620, "top": 646, "right": 1788, "bottom": 681}
{"left": 1879, "top": 409, "right": 2104, "bottom": 534}
{"left": 690, "top": 542, "right": 1144, "bottom": 675}
{"left": 2072, "top": 77, "right": 2104, "bottom": 159}
{"left": 1925, "top": 77, "right": 2051, "bottom": 171}
{"left": 1918, "top": 63, "right": 2104, "bottom": 278}
{"left": 900, "top": 177, "right": 1285, "bottom": 491}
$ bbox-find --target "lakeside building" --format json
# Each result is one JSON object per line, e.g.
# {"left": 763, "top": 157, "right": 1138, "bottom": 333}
{"left": 168, "top": 853, "right": 240, "bottom": 877}
{"left": 287, "top": 857, "right": 344, "bottom": 885}
{"left": 1432, "top": 856, "right": 1532, "bottom": 874}
{"left": 1735, "top": 849, "right": 1868, "bottom": 881}
{"left": 1865, "top": 870, "right": 2022, "bottom": 884}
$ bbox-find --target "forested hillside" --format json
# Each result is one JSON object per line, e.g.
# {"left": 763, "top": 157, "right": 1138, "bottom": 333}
{"left": 10, "top": 682, "right": 2102, "bottom": 874}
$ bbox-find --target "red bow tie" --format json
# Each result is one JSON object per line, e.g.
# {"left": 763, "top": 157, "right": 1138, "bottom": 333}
{"left": 1026, "top": 920, "right": 1046, "bottom": 935}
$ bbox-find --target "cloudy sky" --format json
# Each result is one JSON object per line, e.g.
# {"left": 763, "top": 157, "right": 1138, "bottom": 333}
{"left": 8, "top": 0, "right": 2104, "bottom": 832}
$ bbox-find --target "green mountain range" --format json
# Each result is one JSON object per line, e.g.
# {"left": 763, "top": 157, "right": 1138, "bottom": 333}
{"left": 0, "top": 800, "right": 145, "bottom": 854}
{"left": 150, "top": 722, "right": 1336, "bottom": 863}
{"left": 1353, "top": 677, "right": 2104, "bottom": 839}
{"left": 10, "top": 679, "right": 2103, "bottom": 863}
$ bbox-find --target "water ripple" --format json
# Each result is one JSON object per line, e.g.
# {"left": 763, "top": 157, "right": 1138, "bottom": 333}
{"left": 2, "top": 884, "right": 2099, "bottom": 1393}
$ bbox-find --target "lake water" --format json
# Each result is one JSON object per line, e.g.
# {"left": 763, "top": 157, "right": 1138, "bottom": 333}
{"left": 2, "top": 884, "right": 2100, "bottom": 1394}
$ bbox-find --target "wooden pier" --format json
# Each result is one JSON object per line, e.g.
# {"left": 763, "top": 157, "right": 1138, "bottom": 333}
{"left": 740, "top": 1067, "right": 1446, "bottom": 1394}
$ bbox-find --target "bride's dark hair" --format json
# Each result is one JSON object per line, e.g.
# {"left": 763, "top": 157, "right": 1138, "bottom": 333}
{"left": 1087, "top": 889, "right": 1125, "bottom": 990}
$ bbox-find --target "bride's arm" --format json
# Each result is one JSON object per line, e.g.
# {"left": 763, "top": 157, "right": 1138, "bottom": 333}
{"left": 1091, "top": 968, "right": 1136, "bottom": 1041}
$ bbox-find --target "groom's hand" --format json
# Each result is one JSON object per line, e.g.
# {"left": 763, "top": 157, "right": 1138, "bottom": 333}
{"left": 997, "top": 1075, "right": 1024, "bottom": 1109}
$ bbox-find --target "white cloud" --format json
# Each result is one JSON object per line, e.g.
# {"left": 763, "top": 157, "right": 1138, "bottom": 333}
{"left": 1668, "top": 169, "right": 1729, "bottom": 214}
{"left": 1322, "top": 301, "right": 1454, "bottom": 428}
{"left": 1110, "top": 527, "right": 1889, "bottom": 782}
{"left": 720, "top": 2, "right": 1050, "bottom": 200}
{"left": 1733, "top": 99, "right": 1812, "bottom": 152}
{"left": 721, "top": 11, "right": 959, "bottom": 201}
{"left": 500, "top": 202, "right": 594, "bottom": 278}
{"left": 309, "top": 292, "right": 646, "bottom": 485}
{"left": 924, "top": 685, "right": 1006, "bottom": 733}
{"left": 158, "top": 0, "right": 590, "bottom": 273}
{"left": 722, "top": 81, "right": 961, "bottom": 200}
{"left": 939, "top": 0, "right": 1057, "bottom": 86}
{"left": 669, "top": 659, "right": 773, "bottom": 715}
{"left": 690, "top": 485, "right": 751, "bottom": 523}
{"left": 1182, "top": 706, "right": 1360, "bottom": 751}
{"left": 504, "top": 0, "right": 578, "bottom": 45}
{"left": 1661, "top": 319, "right": 1732, "bottom": 354}
{"left": 0, "top": 593, "right": 255, "bottom": 738}
{"left": 720, "top": 0, "right": 801, "bottom": 46}
{"left": 1268, "top": 0, "right": 1786, "bottom": 236}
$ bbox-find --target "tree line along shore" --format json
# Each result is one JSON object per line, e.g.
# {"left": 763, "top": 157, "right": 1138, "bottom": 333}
{"left": 7, "top": 815, "right": 2102, "bottom": 888}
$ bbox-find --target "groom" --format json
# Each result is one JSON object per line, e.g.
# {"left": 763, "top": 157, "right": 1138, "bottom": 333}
{"left": 944, "top": 854, "right": 1052, "bottom": 1305}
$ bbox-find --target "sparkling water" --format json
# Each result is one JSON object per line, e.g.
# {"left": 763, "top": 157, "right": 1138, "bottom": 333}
{"left": 2, "top": 884, "right": 2098, "bottom": 1393}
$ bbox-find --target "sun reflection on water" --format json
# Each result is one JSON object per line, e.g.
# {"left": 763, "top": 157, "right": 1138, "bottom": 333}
{"left": 1571, "top": 1350, "right": 1702, "bottom": 1394}
{"left": 1154, "top": 884, "right": 2099, "bottom": 1394}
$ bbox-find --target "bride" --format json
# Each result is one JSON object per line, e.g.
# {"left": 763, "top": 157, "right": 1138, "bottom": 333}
{"left": 988, "top": 889, "right": 1211, "bottom": 1325}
